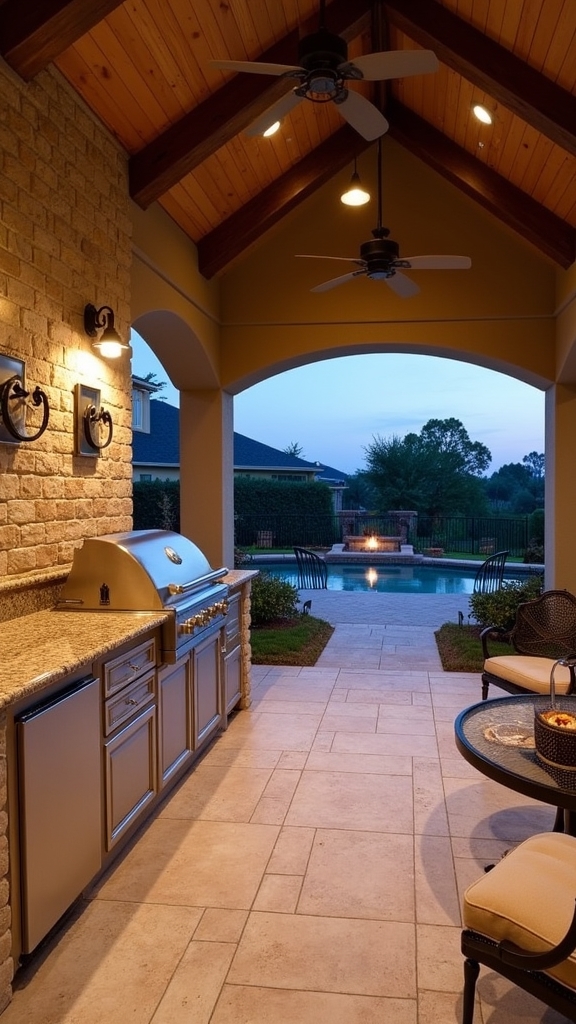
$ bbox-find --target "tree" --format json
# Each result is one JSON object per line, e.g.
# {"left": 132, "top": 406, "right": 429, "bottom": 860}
{"left": 143, "top": 371, "right": 168, "bottom": 398}
{"left": 523, "top": 451, "right": 545, "bottom": 478}
{"left": 283, "top": 441, "right": 304, "bottom": 457}
{"left": 363, "top": 418, "right": 491, "bottom": 517}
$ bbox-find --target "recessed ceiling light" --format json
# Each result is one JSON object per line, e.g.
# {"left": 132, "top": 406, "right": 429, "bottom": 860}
{"left": 473, "top": 104, "right": 493, "bottom": 125}
{"left": 263, "top": 121, "right": 280, "bottom": 137}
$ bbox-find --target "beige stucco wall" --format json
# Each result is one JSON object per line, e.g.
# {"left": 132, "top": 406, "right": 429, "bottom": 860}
{"left": 0, "top": 62, "right": 133, "bottom": 582}
{"left": 219, "top": 139, "right": 558, "bottom": 393}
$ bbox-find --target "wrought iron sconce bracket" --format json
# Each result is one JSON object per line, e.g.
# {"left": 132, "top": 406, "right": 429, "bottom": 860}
{"left": 0, "top": 356, "right": 50, "bottom": 443}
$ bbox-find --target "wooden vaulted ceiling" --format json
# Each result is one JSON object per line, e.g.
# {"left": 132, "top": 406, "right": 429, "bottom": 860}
{"left": 2, "top": 0, "right": 576, "bottom": 276}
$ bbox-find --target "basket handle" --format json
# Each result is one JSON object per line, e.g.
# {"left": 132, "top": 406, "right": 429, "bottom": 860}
{"left": 550, "top": 656, "right": 576, "bottom": 708}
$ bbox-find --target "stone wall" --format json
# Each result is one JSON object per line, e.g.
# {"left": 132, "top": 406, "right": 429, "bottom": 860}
{"left": 0, "top": 61, "right": 133, "bottom": 583}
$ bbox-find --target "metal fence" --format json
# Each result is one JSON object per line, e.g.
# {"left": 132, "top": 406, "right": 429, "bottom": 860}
{"left": 235, "top": 513, "right": 532, "bottom": 558}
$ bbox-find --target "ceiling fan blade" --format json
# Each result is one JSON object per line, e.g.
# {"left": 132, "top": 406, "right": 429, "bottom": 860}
{"left": 402, "top": 255, "right": 472, "bottom": 270}
{"left": 311, "top": 270, "right": 366, "bottom": 293}
{"left": 385, "top": 272, "right": 420, "bottom": 297}
{"left": 342, "top": 49, "right": 439, "bottom": 82}
{"left": 245, "top": 90, "right": 304, "bottom": 136}
{"left": 210, "top": 59, "right": 302, "bottom": 76}
{"left": 296, "top": 254, "right": 363, "bottom": 265}
{"left": 335, "top": 90, "right": 389, "bottom": 141}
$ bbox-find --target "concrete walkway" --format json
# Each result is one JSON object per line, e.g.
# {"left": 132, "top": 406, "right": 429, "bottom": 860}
{"left": 3, "top": 592, "right": 563, "bottom": 1024}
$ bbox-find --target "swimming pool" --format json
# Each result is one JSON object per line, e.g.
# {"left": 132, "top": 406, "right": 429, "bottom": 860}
{"left": 255, "top": 562, "right": 526, "bottom": 595}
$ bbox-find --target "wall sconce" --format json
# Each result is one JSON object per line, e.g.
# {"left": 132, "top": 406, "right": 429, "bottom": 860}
{"left": 340, "top": 158, "right": 370, "bottom": 206}
{"left": 84, "top": 304, "right": 129, "bottom": 359}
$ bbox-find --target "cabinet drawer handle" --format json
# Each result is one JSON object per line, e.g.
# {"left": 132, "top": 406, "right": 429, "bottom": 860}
{"left": 125, "top": 698, "right": 138, "bottom": 705}
{"left": 129, "top": 663, "right": 141, "bottom": 671}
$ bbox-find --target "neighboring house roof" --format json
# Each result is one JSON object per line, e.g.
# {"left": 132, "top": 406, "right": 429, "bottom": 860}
{"left": 233, "top": 433, "right": 317, "bottom": 473}
{"left": 132, "top": 399, "right": 344, "bottom": 480}
{"left": 313, "top": 461, "right": 348, "bottom": 485}
{"left": 132, "top": 399, "right": 179, "bottom": 467}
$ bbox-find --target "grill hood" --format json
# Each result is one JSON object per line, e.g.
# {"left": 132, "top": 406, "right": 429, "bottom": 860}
{"left": 59, "top": 530, "right": 228, "bottom": 611}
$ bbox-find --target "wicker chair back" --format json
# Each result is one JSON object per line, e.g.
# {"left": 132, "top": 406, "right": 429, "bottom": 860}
{"left": 511, "top": 589, "right": 576, "bottom": 659}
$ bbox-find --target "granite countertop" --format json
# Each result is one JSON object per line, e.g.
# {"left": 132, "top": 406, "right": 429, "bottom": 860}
{"left": 0, "top": 568, "right": 257, "bottom": 712}
{"left": 0, "top": 608, "right": 169, "bottom": 711}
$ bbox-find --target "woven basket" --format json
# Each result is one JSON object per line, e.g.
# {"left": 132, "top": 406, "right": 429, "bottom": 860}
{"left": 534, "top": 658, "right": 576, "bottom": 787}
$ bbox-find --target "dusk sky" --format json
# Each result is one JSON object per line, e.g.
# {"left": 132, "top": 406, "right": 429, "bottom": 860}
{"left": 131, "top": 331, "right": 545, "bottom": 477}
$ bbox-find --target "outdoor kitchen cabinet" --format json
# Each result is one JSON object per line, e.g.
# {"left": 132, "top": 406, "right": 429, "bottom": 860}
{"left": 101, "top": 637, "right": 158, "bottom": 851}
{"left": 157, "top": 655, "right": 193, "bottom": 788}
{"left": 192, "top": 628, "right": 223, "bottom": 748}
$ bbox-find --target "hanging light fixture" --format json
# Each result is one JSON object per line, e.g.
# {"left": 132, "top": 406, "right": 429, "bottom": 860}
{"left": 340, "top": 157, "right": 370, "bottom": 206}
{"left": 84, "top": 304, "right": 129, "bottom": 359}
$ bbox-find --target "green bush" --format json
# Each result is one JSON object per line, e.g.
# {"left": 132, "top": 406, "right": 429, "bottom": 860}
{"left": 250, "top": 572, "right": 299, "bottom": 625}
{"left": 468, "top": 573, "right": 544, "bottom": 631}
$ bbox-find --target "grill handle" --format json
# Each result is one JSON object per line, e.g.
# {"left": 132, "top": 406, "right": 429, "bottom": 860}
{"left": 168, "top": 567, "right": 228, "bottom": 596}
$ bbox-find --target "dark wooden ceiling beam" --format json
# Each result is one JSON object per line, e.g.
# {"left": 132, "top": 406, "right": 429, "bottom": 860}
{"left": 129, "top": 0, "right": 371, "bottom": 208}
{"left": 197, "top": 127, "right": 371, "bottom": 279}
{"left": 387, "top": 99, "right": 576, "bottom": 269}
{"left": 383, "top": 0, "right": 576, "bottom": 156}
{"left": 0, "top": 0, "right": 124, "bottom": 80}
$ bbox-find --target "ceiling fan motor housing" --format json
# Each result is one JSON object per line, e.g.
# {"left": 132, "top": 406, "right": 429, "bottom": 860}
{"left": 361, "top": 237, "right": 400, "bottom": 277}
{"left": 298, "top": 30, "right": 348, "bottom": 72}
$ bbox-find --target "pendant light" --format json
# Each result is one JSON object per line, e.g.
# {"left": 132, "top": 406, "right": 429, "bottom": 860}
{"left": 340, "top": 157, "right": 370, "bottom": 206}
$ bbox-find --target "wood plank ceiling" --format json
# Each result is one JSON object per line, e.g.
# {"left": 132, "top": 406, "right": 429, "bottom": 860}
{"left": 2, "top": 0, "right": 575, "bottom": 276}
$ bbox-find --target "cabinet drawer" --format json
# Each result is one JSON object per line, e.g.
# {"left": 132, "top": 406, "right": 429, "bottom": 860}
{"left": 104, "top": 669, "right": 155, "bottom": 736}
{"left": 103, "top": 637, "right": 156, "bottom": 698}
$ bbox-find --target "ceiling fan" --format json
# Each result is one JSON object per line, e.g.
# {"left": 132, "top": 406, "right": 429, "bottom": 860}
{"left": 210, "top": 0, "right": 438, "bottom": 141}
{"left": 297, "top": 140, "right": 472, "bottom": 296}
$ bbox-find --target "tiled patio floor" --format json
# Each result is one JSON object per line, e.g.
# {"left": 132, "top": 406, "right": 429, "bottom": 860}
{"left": 4, "top": 594, "right": 570, "bottom": 1024}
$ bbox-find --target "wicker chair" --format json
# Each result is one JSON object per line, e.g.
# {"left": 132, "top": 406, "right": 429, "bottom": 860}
{"left": 481, "top": 589, "right": 576, "bottom": 700}
{"left": 461, "top": 832, "right": 576, "bottom": 1023}
{"left": 293, "top": 547, "right": 328, "bottom": 589}
{"left": 473, "top": 550, "right": 509, "bottom": 594}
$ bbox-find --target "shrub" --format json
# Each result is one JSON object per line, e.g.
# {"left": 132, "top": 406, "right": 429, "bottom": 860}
{"left": 250, "top": 572, "right": 299, "bottom": 625}
{"left": 468, "top": 573, "right": 544, "bottom": 631}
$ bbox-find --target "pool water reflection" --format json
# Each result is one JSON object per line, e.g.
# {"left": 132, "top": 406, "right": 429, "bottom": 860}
{"left": 257, "top": 562, "right": 524, "bottom": 595}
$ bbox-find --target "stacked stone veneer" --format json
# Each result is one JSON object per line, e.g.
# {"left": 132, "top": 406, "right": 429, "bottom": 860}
{"left": 0, "top": 60, "right": 133, "bottom": 584}
{"left": 0, "top": 60, "right": 134, "bottom": 1010}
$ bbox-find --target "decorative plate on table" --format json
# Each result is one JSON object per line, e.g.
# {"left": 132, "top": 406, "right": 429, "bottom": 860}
{"left": 483, "top": 723, "right": 535, "bottom": 748}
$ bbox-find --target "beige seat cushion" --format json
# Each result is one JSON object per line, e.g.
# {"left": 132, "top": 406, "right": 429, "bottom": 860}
{"left": 463, "top": 832, "right": 576, "bottom": 990}
{"left": 484, "top": 656, "right": 572, "bottom": 694}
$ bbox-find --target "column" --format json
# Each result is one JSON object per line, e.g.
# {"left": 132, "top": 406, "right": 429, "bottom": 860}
{"left": 179, "top": 389, "right": 235, "bottom": 569}
{"left": 545, "top": 383, "right": 576, "bottom": 591}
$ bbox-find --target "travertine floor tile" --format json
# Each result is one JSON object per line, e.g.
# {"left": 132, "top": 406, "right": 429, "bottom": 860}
{"left": 157, "top": 764, "right": 273, "bottom": 821}
{"left": 415, "top": 834, "right": 461, "bottom": 926}
{"left": 90, "top": 819, "right": 279, "bottom": 908}
{"left": 194, "top": 908, "right": 248, "bottom": 943}
{"left": 4, "top": 901, "right": 202, "bottom": 1024}
{"left": 332, "top": 730, "right": 438, "bottom": 758}
{"left": 285, "top": 769, "right": 414, "bottom": 832}
{"left": 267, "top": 825, "right": 316, "bottom": 874}
{"left": 215, "top": 710, "right": 321, "bottom": 751}
{"left": 416, "top": 923, "right": 463, "bottom": 992}
{"left": 151, "top": 940, "right": 236, "bottom": 1024}
{"left": 253, "top": 873, "right": 302, "bottom": 912}
{"left": 210, "top": 985, "right": 417, "bottom": 1024}
{"left": 297, "top": 829, "right": 414, "bottom": 920}
{"left": 305, "top": 750, "right": 412, "bottom": 775}
{"left": 228, "top": 911, "right": 416, "bottom": 997}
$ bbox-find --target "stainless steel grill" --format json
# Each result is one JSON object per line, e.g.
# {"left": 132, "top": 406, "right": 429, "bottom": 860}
{"left": 58, "top": 529, "right": 229, "bottom": 663}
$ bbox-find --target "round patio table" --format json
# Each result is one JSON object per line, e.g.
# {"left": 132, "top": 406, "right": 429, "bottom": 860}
{"left": 454, "top": 694, "right": 576, "bottom": 836}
